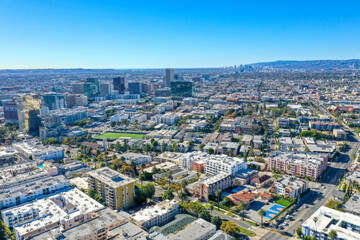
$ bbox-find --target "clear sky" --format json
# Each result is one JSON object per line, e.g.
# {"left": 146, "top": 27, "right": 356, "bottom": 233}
{"left": 1, "top": 0, "right": 360, "bottom": 69}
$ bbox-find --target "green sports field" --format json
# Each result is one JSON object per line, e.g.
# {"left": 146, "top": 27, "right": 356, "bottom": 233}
{"left": 96, "top": 132, "right": 146, "bottom": 139}
{"left": 275, "top": 199, "right": 292, "bottom": 207}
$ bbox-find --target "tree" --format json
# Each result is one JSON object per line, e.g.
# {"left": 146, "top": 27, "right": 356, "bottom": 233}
{"left": 88, "top": 188, "right": 96, "bottom": 198}
{"left": 139, "top": 174, "right": 146, "bottom": 186}
{"left": 313, "top": 217, "right": 318, "bottom": 237}
{"left": 211, "top": 215, "right": 222, "bottom": 229}
{"left": 209, "top": 204, "right": 214, "bottom": 214}
{"left": 328, "top": 229, "right": 337, "bottom": 240}
{"left": 188, "top": 141, "right": 194, "bottom": 151}
{"left": 227, "top": 148, "right": 233, "bottom": 157}
{"left": 243, "top": 151, "right": 248, "bottom": 161}
{"left": 199, "top": 143, "right": 205, "bottom": 151}
{"left": 135, "top": 183, "right": 155, "bottom": 204}
{"left": 208, "top": 148, "right": 215, "bottom": 155}
{"left": 163, "top": 189, "right": 174, "bottom": 200}
{"left": 130, "top": 160, "right": 137, "bottom": 176}
{"left": 199, "top": 209, "right": 211, "bottom": 221}
{"left": 161, "top": 142, "right": 167, "bottom": 153}
{"left": 296, "top": 227, "right": 302, "bottom": 237}
{"left": 258, "top": 209, "right": 266, "bottom": 227}
{"left": 178, "top": 191, "right": 187, "bottom": 202}
{"left": 143, "top": 144, "right": 151, "bottom": 153}
{"left": 157, "top": 178, "right": 167, "bottom": 188}
{"left": 215, "top": 190, "right": 222, "bottom": 209}
{"left": 171, "top": 142, "right": 179, "bottom": 152}
{"left": 221, "top": 221, "right": 238, "bottom": 237}
{"left": 110, "top": 121, "right": 116, "bottom": 127}
{"left": 140, "top": 162, "right": 146, "bottom": 173}
{"left": 236, "top": 202, "right": 247, "bottom": 220}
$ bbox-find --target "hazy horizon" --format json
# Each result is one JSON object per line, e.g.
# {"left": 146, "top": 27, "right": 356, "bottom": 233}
{"left": 1, "top": 0, "right": 360, "bottom": 69}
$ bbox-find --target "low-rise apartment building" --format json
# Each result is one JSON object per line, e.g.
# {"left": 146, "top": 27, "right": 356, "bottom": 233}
{"left": 168, "top": 218, "right": 217, "bottom": 240}
{"left": 131, "top": 199, "right": 179, "bottom": 228}
{"left": 1, "top": 188, "right": 104, "bottom": 240}
{"left": 302, "top": 206, "right": 360, "bottom": 240}
{"left": 0, "top": 175, "right": 69, "bottom": 210}
{"left": 271, "top": 176, "right": 308, "bottom": 198}
{"left": 12, "top": 139, "right": 64, "bottom": 161}
{"left": 178, "top": 151, "right": 208, "bottom": 170}
{"left": 204, "top": 155, "right": 247, "bottom": 176}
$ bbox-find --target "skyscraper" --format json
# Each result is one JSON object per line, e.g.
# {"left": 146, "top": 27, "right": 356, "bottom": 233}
{"left": 171, "top": 81, "right": 194, "bottom": 98}
{"left": 113, "top": 76, "right": 125, "bottom": 94}
{"left": 99, "top": 82, "right": 112, "bottom": 96}
{"left": 16, "top": 94, "right": 41, "bottom": 135}
{"left": 128, "top": 82, "right": 142, "bottom": 94}
{"left": 84, "top": 78, "right": 100, "bottom": 97}
{"left": 43, "top": 93, "right": 66, "bottom": 110}
{"left": 72, "top": 82, "right": 85, "bottom": 94}
{"left": 4, "top": 102, "right": 18, "bottom": 123}
{"left": 165, "top": 68, "right": 174, "bottom": 87}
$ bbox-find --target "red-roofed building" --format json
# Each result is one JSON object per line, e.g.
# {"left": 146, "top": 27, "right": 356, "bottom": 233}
{"left": 231, "top": 191, "right": 256, "bottom": 205}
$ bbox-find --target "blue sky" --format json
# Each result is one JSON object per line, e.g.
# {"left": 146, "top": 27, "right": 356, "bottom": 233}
{"left": 0, "top": 0, "right": 360, "bottom": 69}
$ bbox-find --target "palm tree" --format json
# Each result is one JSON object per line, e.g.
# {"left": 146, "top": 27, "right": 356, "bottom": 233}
{"left": 258, "top": 209, "right": 266, "bottom": 227}
{"left": 178, "top": 191, "right": 186, "bottom": 202}
{"left": 215, "top": 190, "right": 222, "bottom": 210}
{"left": 140, "top": 162, "right": 146, "bottom": 174}
{"left": 237, "top": 202, "right": 247, "bottom": 220}
{"left": 313, "top": 217, "right": 318, "bottom": 238}
{"left": 328, "top": 229, "right": 337, "bottom": 240}
{"left": 209, "top": 204, "right": 214, "bottom": 214}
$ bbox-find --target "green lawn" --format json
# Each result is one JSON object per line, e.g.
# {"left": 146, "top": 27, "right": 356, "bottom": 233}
{"left": 134, "top": 182, "right": 142, "bottom": 188}
{"left": 96, "top": 132, "right": 146, "bottom": 139}
{"left": 238, "top": 226, "right": 256, "bottom": 237}
{"left": 226, "top": 212, "right": 235, "bottom": 217}
{"left": 276, "top": 199, "right": 292, "bottom": 207}
{"left": 215, "top": 208, "right": 226, "bottom": 213}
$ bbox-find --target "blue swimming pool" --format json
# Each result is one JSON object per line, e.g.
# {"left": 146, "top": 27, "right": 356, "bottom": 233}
{"left": 265, "top": 210, "right": 277, "bottom": 219}
{"left": 270, "top": 204, "right": 285, "bottom": 213}
{"left": 38, "top": 164, "right": 44, "bottom": 168}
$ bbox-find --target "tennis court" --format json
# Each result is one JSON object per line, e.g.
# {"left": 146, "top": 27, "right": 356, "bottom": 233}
{"left": 270, "top": 204, "right": 285, "bottom": 213}
{"left": 265, "top": 210, "right": 277, "bottom": 219}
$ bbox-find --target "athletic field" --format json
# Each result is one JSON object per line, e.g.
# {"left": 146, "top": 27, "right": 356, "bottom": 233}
{"left": 96, "top": 132, "right": 146, "bottom": 139}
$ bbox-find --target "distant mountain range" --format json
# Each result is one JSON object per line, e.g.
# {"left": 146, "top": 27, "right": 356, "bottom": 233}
{"left": 0, "top": 59, "right": 359, "bottom": 75}
{"left": 249, "top": 59, "right": 360, "bottom": 71}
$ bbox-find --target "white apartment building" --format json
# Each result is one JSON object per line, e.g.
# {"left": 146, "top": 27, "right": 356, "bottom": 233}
{"left": 119, "top": 152, "right": 152, "bottom": 165}
{"left": 0, "top": 162, "right": 58, "bottom": 189}
{"left": 131, "top": 199, "right": 179, "bottom": 228}
{"left": 204, "top": 155, "right": 247, "bottom": 175}
{"left": 130, "top": 113, "right": 147, "bottom": 124}
{"left": 178, "top": 151, "right": 209, "bottom": 170}
{"left": 1, "top": 188, "right": 104, "bottom": 240}
{"left": 0, "top": 175, "right": 70, "bottom": 210}
{"left": 302, "top": 206, "right": 360, "bottom": 240}
{"left": 110, "top": 113, "right": 129, "bottom": 122}
{"left": 12, "top": 139, "right": 64, "bottom": 161}
{"left": 277, "top": 117, "right": 290, "bottom": 128}
{"left": 168, "top": 218, "right": 217, "bottom": 240}
{"left": 151, "top": 113, "right": 179, "bottom": 125}
{"left": 271, "top": 176, "right": 308, "bottom": 198}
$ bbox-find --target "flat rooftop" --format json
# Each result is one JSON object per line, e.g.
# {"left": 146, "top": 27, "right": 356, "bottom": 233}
{"left": 87, "top": 167, "right": 135, "bottom": 188}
